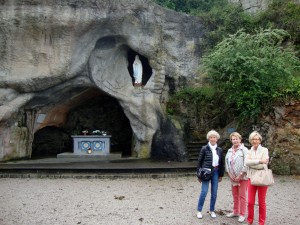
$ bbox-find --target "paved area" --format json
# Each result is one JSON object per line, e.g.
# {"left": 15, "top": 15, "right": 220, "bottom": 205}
{"left": 0, "top": 175, "right": 299, "bottom": 225}
{"left": 1, "top": 157, "right": 300, "bottom": 224}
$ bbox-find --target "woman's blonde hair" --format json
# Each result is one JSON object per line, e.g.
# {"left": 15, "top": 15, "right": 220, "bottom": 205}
{"left": 230, "top": 132, "right": 242, "bottom": 141}
{"left": 248, "top": 131, "right": 262, "bottom": 143}
{"left": 206, "top": 130, "right": 220, "bottom": 140}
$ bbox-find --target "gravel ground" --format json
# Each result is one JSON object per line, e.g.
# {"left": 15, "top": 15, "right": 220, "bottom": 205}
{"left": 0, "top": 175, "right": 299, "bottom": 225}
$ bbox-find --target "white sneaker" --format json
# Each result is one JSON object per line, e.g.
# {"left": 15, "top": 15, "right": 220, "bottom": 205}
{"left": 238, "top": 215, "right": 246, "bottom": 222}
{"left": 226, "top": 212, "right": 239, "bottom": 218}
{"left": 209, "top": 211, "right": 217, "bottom": 218}
{"left": 196, "top": 211, "right": 203, "bottom": 219}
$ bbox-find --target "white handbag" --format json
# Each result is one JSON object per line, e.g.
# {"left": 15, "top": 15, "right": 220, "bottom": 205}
{"left": 251, "top": 164, "right": 274, "bottom": 186}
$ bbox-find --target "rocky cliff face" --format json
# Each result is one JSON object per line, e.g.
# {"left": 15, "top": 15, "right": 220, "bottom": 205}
{"left": 0, "top": 0, "right": 204, "bottom": 161}
{"left": 262, "top": 101, "right": 300, "bottom": 175}
{"left": 230, "top": 0, "right": 300, "bottom": 13}
{"left": 229, "top": 0, "right": 267, "bottom": 13}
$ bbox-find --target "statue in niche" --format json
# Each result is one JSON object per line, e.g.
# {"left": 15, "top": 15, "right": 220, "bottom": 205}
{"left": 133, "top": 55, "right": 143, "bottom": 86}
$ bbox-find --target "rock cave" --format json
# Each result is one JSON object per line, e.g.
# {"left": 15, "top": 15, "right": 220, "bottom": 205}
{"left": 0, "top": 0, "right": 203, "bottom": 162}
{"left": 31, "top": 87, "right": 133, "bottom": 158}
{"left": 30, "top": 46, "right": 155, "bottom": 159}
{"left": 0, "top": 0, "right": 300, "bottom": 175}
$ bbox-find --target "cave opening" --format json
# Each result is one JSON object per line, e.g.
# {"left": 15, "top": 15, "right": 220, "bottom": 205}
{"left": 32, "top": 89, "right": 133, "bottom": 158}
{"left": 31, "top": 126, "right": 72, "bottom": 158}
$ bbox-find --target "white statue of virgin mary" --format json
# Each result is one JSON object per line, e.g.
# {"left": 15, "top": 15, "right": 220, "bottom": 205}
{"left": 133, "top": 55, "right": 143, "bottom": 84}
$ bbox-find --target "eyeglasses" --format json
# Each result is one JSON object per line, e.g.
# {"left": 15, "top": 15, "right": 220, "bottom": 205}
{"left": 251, "top": 138, "right": 260, "bottom": 141}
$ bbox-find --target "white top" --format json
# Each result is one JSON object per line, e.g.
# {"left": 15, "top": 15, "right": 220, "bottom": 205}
{"left": 209, "top": 142, "right": 219, "bottom": 167}
{"left": 245, "top": 144, "right": 269, "bottom": 179}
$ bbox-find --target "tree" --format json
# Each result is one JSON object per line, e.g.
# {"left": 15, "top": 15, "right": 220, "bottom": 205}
{"left": 203, "top": 28, "right": 300, "bottom": 122}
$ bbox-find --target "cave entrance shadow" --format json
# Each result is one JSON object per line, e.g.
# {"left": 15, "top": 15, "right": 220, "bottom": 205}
{"left": 32, "top": 88, "right": 133, "bottom": 158}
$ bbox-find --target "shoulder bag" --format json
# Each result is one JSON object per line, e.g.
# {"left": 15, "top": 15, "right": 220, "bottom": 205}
{"left": 251, "top": 164, "right": 274, "bottom": 186}
{"left": 197, "top": 168, "right": 212, "bottom": 181}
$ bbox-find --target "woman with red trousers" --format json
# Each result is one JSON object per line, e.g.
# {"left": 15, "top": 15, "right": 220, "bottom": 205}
{"left": 225, "top": 132, "right": 248, "bottom": 223}
{"left": 245, "top": 131, "right": 269, "bottom": 225}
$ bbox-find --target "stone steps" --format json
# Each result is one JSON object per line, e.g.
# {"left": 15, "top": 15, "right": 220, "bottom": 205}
{"left": 186, "top": 141, "right": 206, "bottom": 161}
{"left": 0, "top": 158, "right": 197, "bottom": 178}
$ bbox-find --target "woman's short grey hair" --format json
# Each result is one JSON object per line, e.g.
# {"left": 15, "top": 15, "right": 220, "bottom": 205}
{"left": 249, "top": 131, "right": 262, "bottom": 143}
{"left": 230, "top": 132, "right": 242, "bottom": 141}
{"left": 206, "top": 130, "right": 220, "bottom": 140}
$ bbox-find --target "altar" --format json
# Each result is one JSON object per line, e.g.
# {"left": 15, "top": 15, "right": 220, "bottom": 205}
{"left": 72, "top": 135, "right": 111, "bottom": 154}
{"left": 57, "top": 135, "right": 122, "bottom": 159}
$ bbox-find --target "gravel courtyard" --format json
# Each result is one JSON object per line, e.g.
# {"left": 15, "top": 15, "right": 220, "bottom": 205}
{"left": 0, "top": 175, "right": 299, "bottom": 225}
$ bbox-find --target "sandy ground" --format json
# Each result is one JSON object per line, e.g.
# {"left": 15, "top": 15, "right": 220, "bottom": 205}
{"left": 0, "top": 175, "right": 299, "bottom": 225}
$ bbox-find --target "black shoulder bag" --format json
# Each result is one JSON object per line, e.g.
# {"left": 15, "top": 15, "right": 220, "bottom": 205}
{"left": 197, "top": 168, "right": 212, "bottom": 181}
{"left": 196, "top": 148, "right": 212, "bottom": 181}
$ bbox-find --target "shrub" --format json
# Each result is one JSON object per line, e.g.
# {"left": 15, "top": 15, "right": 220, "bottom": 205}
{"left": 203, "top": 28, "right": 300, "bottom": 122}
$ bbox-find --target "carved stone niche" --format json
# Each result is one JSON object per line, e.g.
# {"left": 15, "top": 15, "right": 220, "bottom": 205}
{"left": 127, "top": 49, "right": 153, "bottom": 87}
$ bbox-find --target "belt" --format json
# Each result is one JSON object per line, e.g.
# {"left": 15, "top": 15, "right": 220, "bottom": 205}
{"left": 212, "top": 166, "right": 218, "bottom": 168}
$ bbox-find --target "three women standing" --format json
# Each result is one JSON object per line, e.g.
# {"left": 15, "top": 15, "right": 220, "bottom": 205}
{"left": 225, "top": 132, "right": 248, "bottom": 223}
{"left": 196, "top": 130, "right": 270, "bottom": 224}
{"left": 196, "top": 130, "right": 225, "bottom": 219}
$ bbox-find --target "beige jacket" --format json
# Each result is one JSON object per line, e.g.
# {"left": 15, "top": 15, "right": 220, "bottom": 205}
{"left": 245, "top": 145, "right": 269, "bottom": 179}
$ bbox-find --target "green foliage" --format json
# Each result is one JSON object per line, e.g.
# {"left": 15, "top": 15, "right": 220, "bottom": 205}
{"left": 153, "top": 0, "right": 300, "bottom": 54}
{"left": 158, "top": 0, "right": 300, "bottom": 125}
{"left": 153, "top": 0, "right": 176, "bottom": 10}
{"left": 166, "top": 86, "right": 215, "bottom": 116}
{"left": 153, "top": 0, "right": 228, "bottom": 14}
{"left": 203, "top": 28, "right": 300, "bottom": 121}
{"left": 154, "top": 0, "right": 259, "bottom": 52}
{"left": 198, "top": 3, "right": 257, "bottom": 53}
{"left": 257, "top": 0, "right": 300, "bottom": 50}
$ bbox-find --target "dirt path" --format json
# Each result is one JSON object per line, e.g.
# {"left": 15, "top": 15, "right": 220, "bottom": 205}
{"left": 0, "top": 175, "right": 299, "bottom": 225}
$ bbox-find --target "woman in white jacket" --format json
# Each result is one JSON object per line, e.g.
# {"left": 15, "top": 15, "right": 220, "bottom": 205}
{"left": 245, "top": 131, "right": 269, "bottom": 225}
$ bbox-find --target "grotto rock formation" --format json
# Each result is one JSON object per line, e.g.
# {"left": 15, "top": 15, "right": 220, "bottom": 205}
{"left": 0, "top": 0, "right": 204, "bottom": 161}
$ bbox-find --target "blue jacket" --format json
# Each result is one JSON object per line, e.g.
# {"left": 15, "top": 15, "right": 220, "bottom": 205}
{"left": 197, "top": 144, "right": 225, "bottom": 177}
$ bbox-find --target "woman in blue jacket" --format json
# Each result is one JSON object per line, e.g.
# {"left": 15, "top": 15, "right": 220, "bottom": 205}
{"left": 196, "top": 130, "right": 225, "bottom": 219}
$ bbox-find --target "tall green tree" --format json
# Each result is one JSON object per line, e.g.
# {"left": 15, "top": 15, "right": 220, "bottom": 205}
{"left": 203, "top": 28, "right": 300, "bottom": 122}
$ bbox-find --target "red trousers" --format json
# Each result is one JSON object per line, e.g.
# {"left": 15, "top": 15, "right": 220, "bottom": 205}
{"left": 247, "top": 180, "right": 268, "bottom": 225}
{"left": 232, "top": 180, "right": 248, "bottom": 216}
